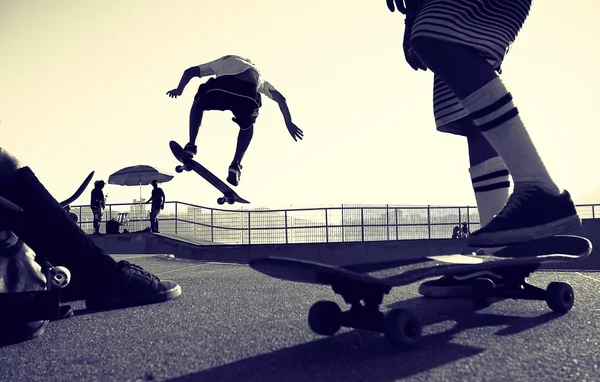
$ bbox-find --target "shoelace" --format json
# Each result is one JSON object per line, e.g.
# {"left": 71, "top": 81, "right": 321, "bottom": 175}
{"left": 495, "top": 186, "right": 537, "bottom": 218}
{"left": 119, "top": 261, "right": 160, "bottom": 281}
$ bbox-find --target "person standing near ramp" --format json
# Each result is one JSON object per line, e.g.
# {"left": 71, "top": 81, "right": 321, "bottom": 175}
{"left": 90, "top": 180, "right": 105, "bottom": 235}
{"left": 146, "top": 180, "right": 165, "bottom": 233}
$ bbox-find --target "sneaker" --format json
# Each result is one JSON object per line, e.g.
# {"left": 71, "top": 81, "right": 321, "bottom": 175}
{"left": 467, "top": 184, "right": 581, "bottom": 248}
{"left": 85, "top": 260, "right": 182, "bottom": 311}
{"left": 226, "top": 162, "right": 243, "bottom": 186}
{"left": 183, "top": 143, "right": 197, "bottom": 158}
{"left": 418, "top": 270, "right": 506, "bottom": 298}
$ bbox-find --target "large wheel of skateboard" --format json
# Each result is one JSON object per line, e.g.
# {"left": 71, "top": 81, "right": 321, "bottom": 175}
{"left": 175, "top": 165, "right": 184, "bottom": 173}
{"left": 471, "top": 278, "right": 495, "bottom": 309}
{"left": 183, "top": 163, "right": 193, "bottom": 172}
{"left": 545, "top": 282, "right": 574, "bottom": 313}
{"left": 226, "top": 196, "right": 235, "bottom": 205}
{"left": 384, "top": 309, "right": 422, "bottom": 347}
{"left": 49, "top": 266, "right": 71, "bottom": 289}
{"left": 308, "top": 300, "right": 342, "bottom": 336}
{"left": 217, "top": 197, "right": 225, "bottom": 205}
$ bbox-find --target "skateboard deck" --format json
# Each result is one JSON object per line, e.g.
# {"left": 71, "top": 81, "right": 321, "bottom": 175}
{"left": 249, "top": 235, "right": 592, "bottom": 348}
{"left": 59, "top": 171, "right": 95, "bottom": 207}
{"left": 169, "top": 140, "right": 249, "bottom": 205}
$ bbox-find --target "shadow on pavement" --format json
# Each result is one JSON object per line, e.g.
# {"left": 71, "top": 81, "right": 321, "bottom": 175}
{"left": 167, "top": 296, "right": 562, "bottom": 382}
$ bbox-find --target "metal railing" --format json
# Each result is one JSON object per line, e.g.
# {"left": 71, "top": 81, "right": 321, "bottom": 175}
{"left": 69, "top": 201, "right": 600, "bottom": 245}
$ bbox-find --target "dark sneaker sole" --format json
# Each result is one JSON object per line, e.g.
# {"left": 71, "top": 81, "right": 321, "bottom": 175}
{"left": 227, "top": 173, "right": 240, "bottom": 186}
{"left": 468, "top": 215, "right": 582, "bottom": 247}
{"left": 0, "top": 320, "right": 47, "bottom": 346}
{"left": 85, "top": 281, "right": 182, "bottom": 312}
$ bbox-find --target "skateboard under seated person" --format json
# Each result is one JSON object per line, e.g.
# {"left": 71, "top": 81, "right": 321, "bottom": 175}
{"left": 0, "top": 147, "right": 182, "bottom": 346}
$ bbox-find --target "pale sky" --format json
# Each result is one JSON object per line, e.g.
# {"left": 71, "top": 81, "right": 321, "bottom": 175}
{"left": 1, "top": 0, "right": 599, "bottom": 209}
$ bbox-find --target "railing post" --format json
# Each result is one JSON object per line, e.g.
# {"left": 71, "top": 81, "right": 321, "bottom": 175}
{"left": 325, "top": 208, "right": 329, "bottom": 243}
{"left": 427, "top": 205, "right": 431, "bottom": 239}
{"left": 593, "top": 205, "right": 596, "bottom": 219}
{"left": 466, "top": 206, "right": 470, "bottom": 233}
{"left": 395, "top": 207, "right": 399, "bottom": 240}
{"left": 247, "top": 211, "right": 251, "bottom": 245}
{"left": 172, "top": 202, "right": 176, "bottom": 234}
{"left": 361, "top": 208, "right": 365, "bottom": 242}
{"left": 210, "top": 209, "right": 214, "bottom": 242}
{"left": 386, "top": 204, "right": 390, "bottom": 241}
{"left": 341, "top": 206, "right": 345, "bottom": 242}
{"left": 284, "top": 210, "right": 288, "bottom": 244}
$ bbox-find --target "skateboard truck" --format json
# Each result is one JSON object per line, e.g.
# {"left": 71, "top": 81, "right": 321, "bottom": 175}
{"left": 309, "top": 275, "right": 422, "bottom": 347}
{"left": 470, "top": 265, "right": 575, "bottom": 313}
{"left": 0, "top": 263, "right": 72, "bottom": 325}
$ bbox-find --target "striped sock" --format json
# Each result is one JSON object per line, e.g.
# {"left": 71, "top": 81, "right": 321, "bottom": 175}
{"left": 460, "top": 77, "right": 560, "bottom": 195}
{"left": 469, "top": 156, "right": 510, "bottom": 227}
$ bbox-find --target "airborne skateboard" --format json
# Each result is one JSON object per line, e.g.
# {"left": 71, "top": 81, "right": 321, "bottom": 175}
{"left": 249, "top": 235, "right": 592, "bottom": 348}
{"left": 169, "top": 140, "right": 250, "bottom": 205}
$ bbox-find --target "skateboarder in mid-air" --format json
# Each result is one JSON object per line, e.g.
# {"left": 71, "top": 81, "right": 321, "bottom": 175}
{"left": 386, "top": 0, "right": 582, "bottom": 297}
{"left": 90, "top": 180, "right": 105, "bottom": 235}
{"left": 166, "top": 55, "right": 304, "bottom": 186}
{"left": 146, "top": 180, "right": 165, "bottom": 233}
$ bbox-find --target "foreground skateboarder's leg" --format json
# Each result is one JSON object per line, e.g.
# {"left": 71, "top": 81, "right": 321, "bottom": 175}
{"left": 0, "top": 147, "right": 182, "bottom": 311}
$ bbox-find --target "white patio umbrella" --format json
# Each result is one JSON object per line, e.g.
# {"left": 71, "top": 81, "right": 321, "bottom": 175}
{"left": 108, "top": 165, "right": 174, "bottom": 222}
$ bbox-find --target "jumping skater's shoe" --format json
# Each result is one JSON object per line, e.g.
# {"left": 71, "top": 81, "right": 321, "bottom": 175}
{"left": 183, "top": 143, "right": 197, "bottom": 158}
{"left": 467, "top": 184, "right": 581, "bottom": 247}
{"left": 227, "top": 162, "right": 243, "bottom": 186}
{"left": 85, "top": 260, "right": 181, "bottom": 311}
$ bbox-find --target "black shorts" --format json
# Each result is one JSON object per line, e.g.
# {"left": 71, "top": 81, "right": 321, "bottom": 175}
{"left": 193, "top": 74, "right": 262, "bottom": 130}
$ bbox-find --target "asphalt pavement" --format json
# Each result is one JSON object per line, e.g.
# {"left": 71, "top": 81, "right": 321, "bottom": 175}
{"left": 1, "top": 254, "right": 598, "bottom": 382}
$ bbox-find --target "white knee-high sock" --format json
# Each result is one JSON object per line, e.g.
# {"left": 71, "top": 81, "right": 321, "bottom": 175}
{"left": 460, "top": 77, "right": 560, "bottom": 195}
{"left": 469, "top": 156, "right": 510, "bottom": 227}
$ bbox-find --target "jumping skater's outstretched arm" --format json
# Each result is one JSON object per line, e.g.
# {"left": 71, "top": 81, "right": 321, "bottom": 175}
{"left": 166, "top": 67, "right": 202, "bottom": 98}
{"left": 270, "top": 90, "right": 303, "bottom": 142}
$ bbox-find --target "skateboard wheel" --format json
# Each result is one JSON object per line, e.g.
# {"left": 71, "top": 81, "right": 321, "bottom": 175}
{"left": 308, "top": 300, "right": 342, "bottom": 336}
{"left": 471, "top": 278, "right": 495, "bottom": 309}
{"left": 226, "top": 196, "right": 235, "bottom": 205}
{"left": 49, "top": 266, "right": 71, "bottom": 289}
{"left": 217, "top": 197, "right": 225, "bottom": 205}
{"left": 175, "top": 165, "right": 184, "bottom": 173}
{"left": 184, "top": 163, "right": 193, "bottom": 171}
{"left": 545, "top": 282, "right": 574, "bottom": 313}
{"left": 384, "top": 309, "right": 422, "bottom": 347}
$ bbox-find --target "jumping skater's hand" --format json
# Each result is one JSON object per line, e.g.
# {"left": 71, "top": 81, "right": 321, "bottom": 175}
{"left": 166, "top": 89, "right": 183, "bottom": 98}
{"left": 286, "top": 122, "right": 304, "bottom": 142}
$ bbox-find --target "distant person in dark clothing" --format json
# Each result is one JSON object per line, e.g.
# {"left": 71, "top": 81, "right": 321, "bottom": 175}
{"left": 461, "top": 222, "right": 470, "bottom": 238}
{"left": 452, "top": 225, "right": 461, "bottom": 239}
{"left": 146, "top": 180, "right": 165, "bottom": 233}
{"left": 90, "top": 181, "right": 105, "bottom": 235}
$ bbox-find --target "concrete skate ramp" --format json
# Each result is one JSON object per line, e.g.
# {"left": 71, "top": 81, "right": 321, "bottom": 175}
{"left": 90, "top": 232, "right": 223, "bottom": 256}
{"left": 90, "top": 219, "right": 600, "bottom": 270}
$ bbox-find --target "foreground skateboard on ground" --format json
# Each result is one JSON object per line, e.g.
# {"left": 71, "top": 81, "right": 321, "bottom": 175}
{"left": 0, "top": 171, "right": 93, "bottom": 330}
{"left": 249, "top": 235, "right": 592, "bottom": 348}
{"left": 0, "top": 263, "right": 72, "bottom": 326}
{"left": 169, "top": 140, "right": 250, "bottom": 205}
